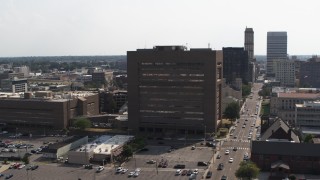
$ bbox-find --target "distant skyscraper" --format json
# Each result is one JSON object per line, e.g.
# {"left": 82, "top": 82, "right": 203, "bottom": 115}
{"left": 267, "top": 31, "right": 287, "bottom": 77}
{"left": 244, "top": 27, "right": 254, "bottom": 61}
{"left": 245, "top": 27, "right": 256, "bottom": 82}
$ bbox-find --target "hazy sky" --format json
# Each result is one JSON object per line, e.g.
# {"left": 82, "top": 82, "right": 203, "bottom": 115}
{"left": 0, "top": 0, "right": 319, "bottom": 57}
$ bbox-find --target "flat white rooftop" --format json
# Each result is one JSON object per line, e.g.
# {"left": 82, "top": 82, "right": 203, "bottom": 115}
{"left": 75, "top": 135, "right": 134, "bottom": 155}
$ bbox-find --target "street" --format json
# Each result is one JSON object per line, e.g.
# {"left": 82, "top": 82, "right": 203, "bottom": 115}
{"left": 211, "top": 82, "right": 263, "bottom": 180}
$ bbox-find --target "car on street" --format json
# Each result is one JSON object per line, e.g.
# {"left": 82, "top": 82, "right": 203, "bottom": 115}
{"left": 221, "top": 175, "right": 228, "bottom": 180}
{"left": 233, "top": 147, "right": 237, "bottom": 151}
{"left": 216, "top": 154, "right": 221, "bottom": 159}
{"left": 242, "top": 125, "right": 246, "bottom": 128}
{"left": 229, "top": 158, "right": 234, "bottom": 163}
{"left": 217, "top": 163, "right": 224, "bottom": 170}
{"left": 191, "top": 146, "right": 195, "bottom": 150}
{"left": 225, "top": 150, "right": 230, "bottom": 155}
{"left": 206, "top": 171, "right": 212, "bottom": 178}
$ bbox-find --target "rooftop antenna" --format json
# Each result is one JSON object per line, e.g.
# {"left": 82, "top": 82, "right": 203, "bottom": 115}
{"left": 186, "top": 43, "right": 188, "bottom": 50}
{"left": 208, "top": 43, "right": 210, "bottom": 48}
{"left": 144, "top": 41, "right": 146, "bottom": 49}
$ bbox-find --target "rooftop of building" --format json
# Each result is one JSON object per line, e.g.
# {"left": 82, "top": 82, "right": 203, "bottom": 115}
{"left": 0, "top": 91, "right": 97, "bottom": 102}
{"left": 300, "top": 126, "right": 320, "bottom": 135}
{"left": 278, "top": 92, "right": 320, "bottom": 99}
{"left": 261, "top": 118, "right": 300, "bottom": 142}
{"left": 296, "top": 100, "right": 320, "bottom": 108}
{"left": 74, "top": 135, "right": 134, "bottom": 155}
{"left": 251, "top": 141, "right": 320, "bottom": 157}
{"left": 312, "top": 138, "right": 320, "bottom": 144}
{"left": 42, "top": 136, "right": 87, "bottom": 153}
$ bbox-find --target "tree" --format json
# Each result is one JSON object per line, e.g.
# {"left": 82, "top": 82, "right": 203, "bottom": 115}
{"left": 304, "top": 134, "right": 314, "bottom": 143}
{"left": 122, "top": 145, "right": 133, "bottom": 158}
{"left": 242, "top": 84, "right": 252, "bottom": 97}
{"left": 22, "top": 154, "right": 30, "bottom": 164}
{"left": 235, "top": 161, "right": 260, "bottom": 180}
{"left": 223, "top": 102, "right": 240, "bottom": 121}
{"left": 288, "top": 174, "right": 296, "bottom": 180}
{"left": 73, "top": 117, "right": 91, "bottom": 130}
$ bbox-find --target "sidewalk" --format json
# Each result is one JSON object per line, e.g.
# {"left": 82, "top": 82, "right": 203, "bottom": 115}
{"left": 0, "top": 164, "right": 10, "bottom": 173}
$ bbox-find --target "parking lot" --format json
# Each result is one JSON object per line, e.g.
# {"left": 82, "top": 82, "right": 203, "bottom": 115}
{"left": 0, "top": 135, "right": 215, "bottom": 180}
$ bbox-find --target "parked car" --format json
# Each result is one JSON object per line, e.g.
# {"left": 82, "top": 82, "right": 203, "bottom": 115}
{"left": 197, "top": 161, "right": 208, "bottom": 166}
{"left": 116, "top": 167, "right": 123, "bottom": 173}
{"left": 96, "top": 166, "right": 104, "bottom": 173}
{"left": 174, "top": 164, "right": 185, "bottom": 169}
{"left": 128, "top": 171, "right": 135, "bottom": 177}
{"left": 181, "top": 170, "right": 188, "bottom": 176}
{"left": 5, "top": 174, "right": 13, "bottom": 179}
{"left": 189, "top": 173, "right": 197, "bottom": 180}
{"left": 206, "top": 171, "right": 212, "bottom": 178}
{"left": 216, "top": 154, "right": 221, "bottom": 159}
{"left": 84, "top": 164, "right": 93, "bottom": 169}
{"left": 146, "top": 160, "right": 156, "bottom": 164}
{"left": 175, "top": 169, "right": 182, "bottom": 175}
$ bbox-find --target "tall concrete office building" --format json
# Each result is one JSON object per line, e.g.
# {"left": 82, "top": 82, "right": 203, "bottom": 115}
{"left": 244, "top": 27, "right": 254, "bottom": 61}
{"left": 267, "top": 31, "right": 287, "bottom": 77}
{"left": 127, "top": 46, "right": 223, "bottom": 135}
{"left": 244, "top": 27, "right": 256, "bottom": 82}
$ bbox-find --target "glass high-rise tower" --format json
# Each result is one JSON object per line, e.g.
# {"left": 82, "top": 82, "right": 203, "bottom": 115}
{"left": 267, "top": 31, "right": 287, "bottom": 77}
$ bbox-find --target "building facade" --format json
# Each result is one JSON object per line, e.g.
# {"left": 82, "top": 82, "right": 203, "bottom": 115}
{"left": 300, "top": 56, "right": 320, "bottom": 88}
{"left": 267, "top": 31, "right": 287, "bottom": 77}
{"left": 295, "top": 101, "right": 320, "bottom": 127}
{"left": 244, "top": 27, "right": 254, "bottom": 61}
{"left": 222, "top": 47, "right": 249, "bottom": 84}
{"left": 274, "top": 59, "right": 295, "bottom": 87}
{"left": 251, "top": 141, "right": 320, "bottom": 174}
{"left": 270, "top": 92, "right": 320, "bottom": 125}
{"left": 0, "top": 78, "right": 28, "bottom": 93}
{"left": 127, "top": 46, "right": 222, "bottom": 135}
{"left": 0, "top": 92, "right": 99, "bottom": 129}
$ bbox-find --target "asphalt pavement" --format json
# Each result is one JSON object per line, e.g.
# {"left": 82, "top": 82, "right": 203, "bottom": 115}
{"left": 211, "top": 82, "right": 263, "bottom": 180}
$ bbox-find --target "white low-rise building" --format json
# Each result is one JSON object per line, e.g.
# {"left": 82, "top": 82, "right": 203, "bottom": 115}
{"left": 68, "top": 135, "right": 134, "bottom": 165}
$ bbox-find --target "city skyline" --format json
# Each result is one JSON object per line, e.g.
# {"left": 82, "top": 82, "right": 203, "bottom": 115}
{"left": 0, "top": 0, "right": 319, "bottom": 57}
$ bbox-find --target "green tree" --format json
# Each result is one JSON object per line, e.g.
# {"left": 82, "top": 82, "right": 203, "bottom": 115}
{"left": 288, "top": 174, "right": 296, "bottom": 180}
{"left": 73, "top": 117, "right": 91, "bottom": 130}
{"left": 304, "top": 134, "right": 314, "bottom": 143}
{"left": 242, "top": 84, "right": 252, "bottom": 97}
{"left": 22, "top": 154, "right": 30, "bottom": 164}
{"left": 122, "top": 145, "right": 133, "bottom": 158}
{"left": 235, "top": 161, "right": 260, "bottom": 180}
{"left": 223, "top": 102, "right": 240, "bottom": 121}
